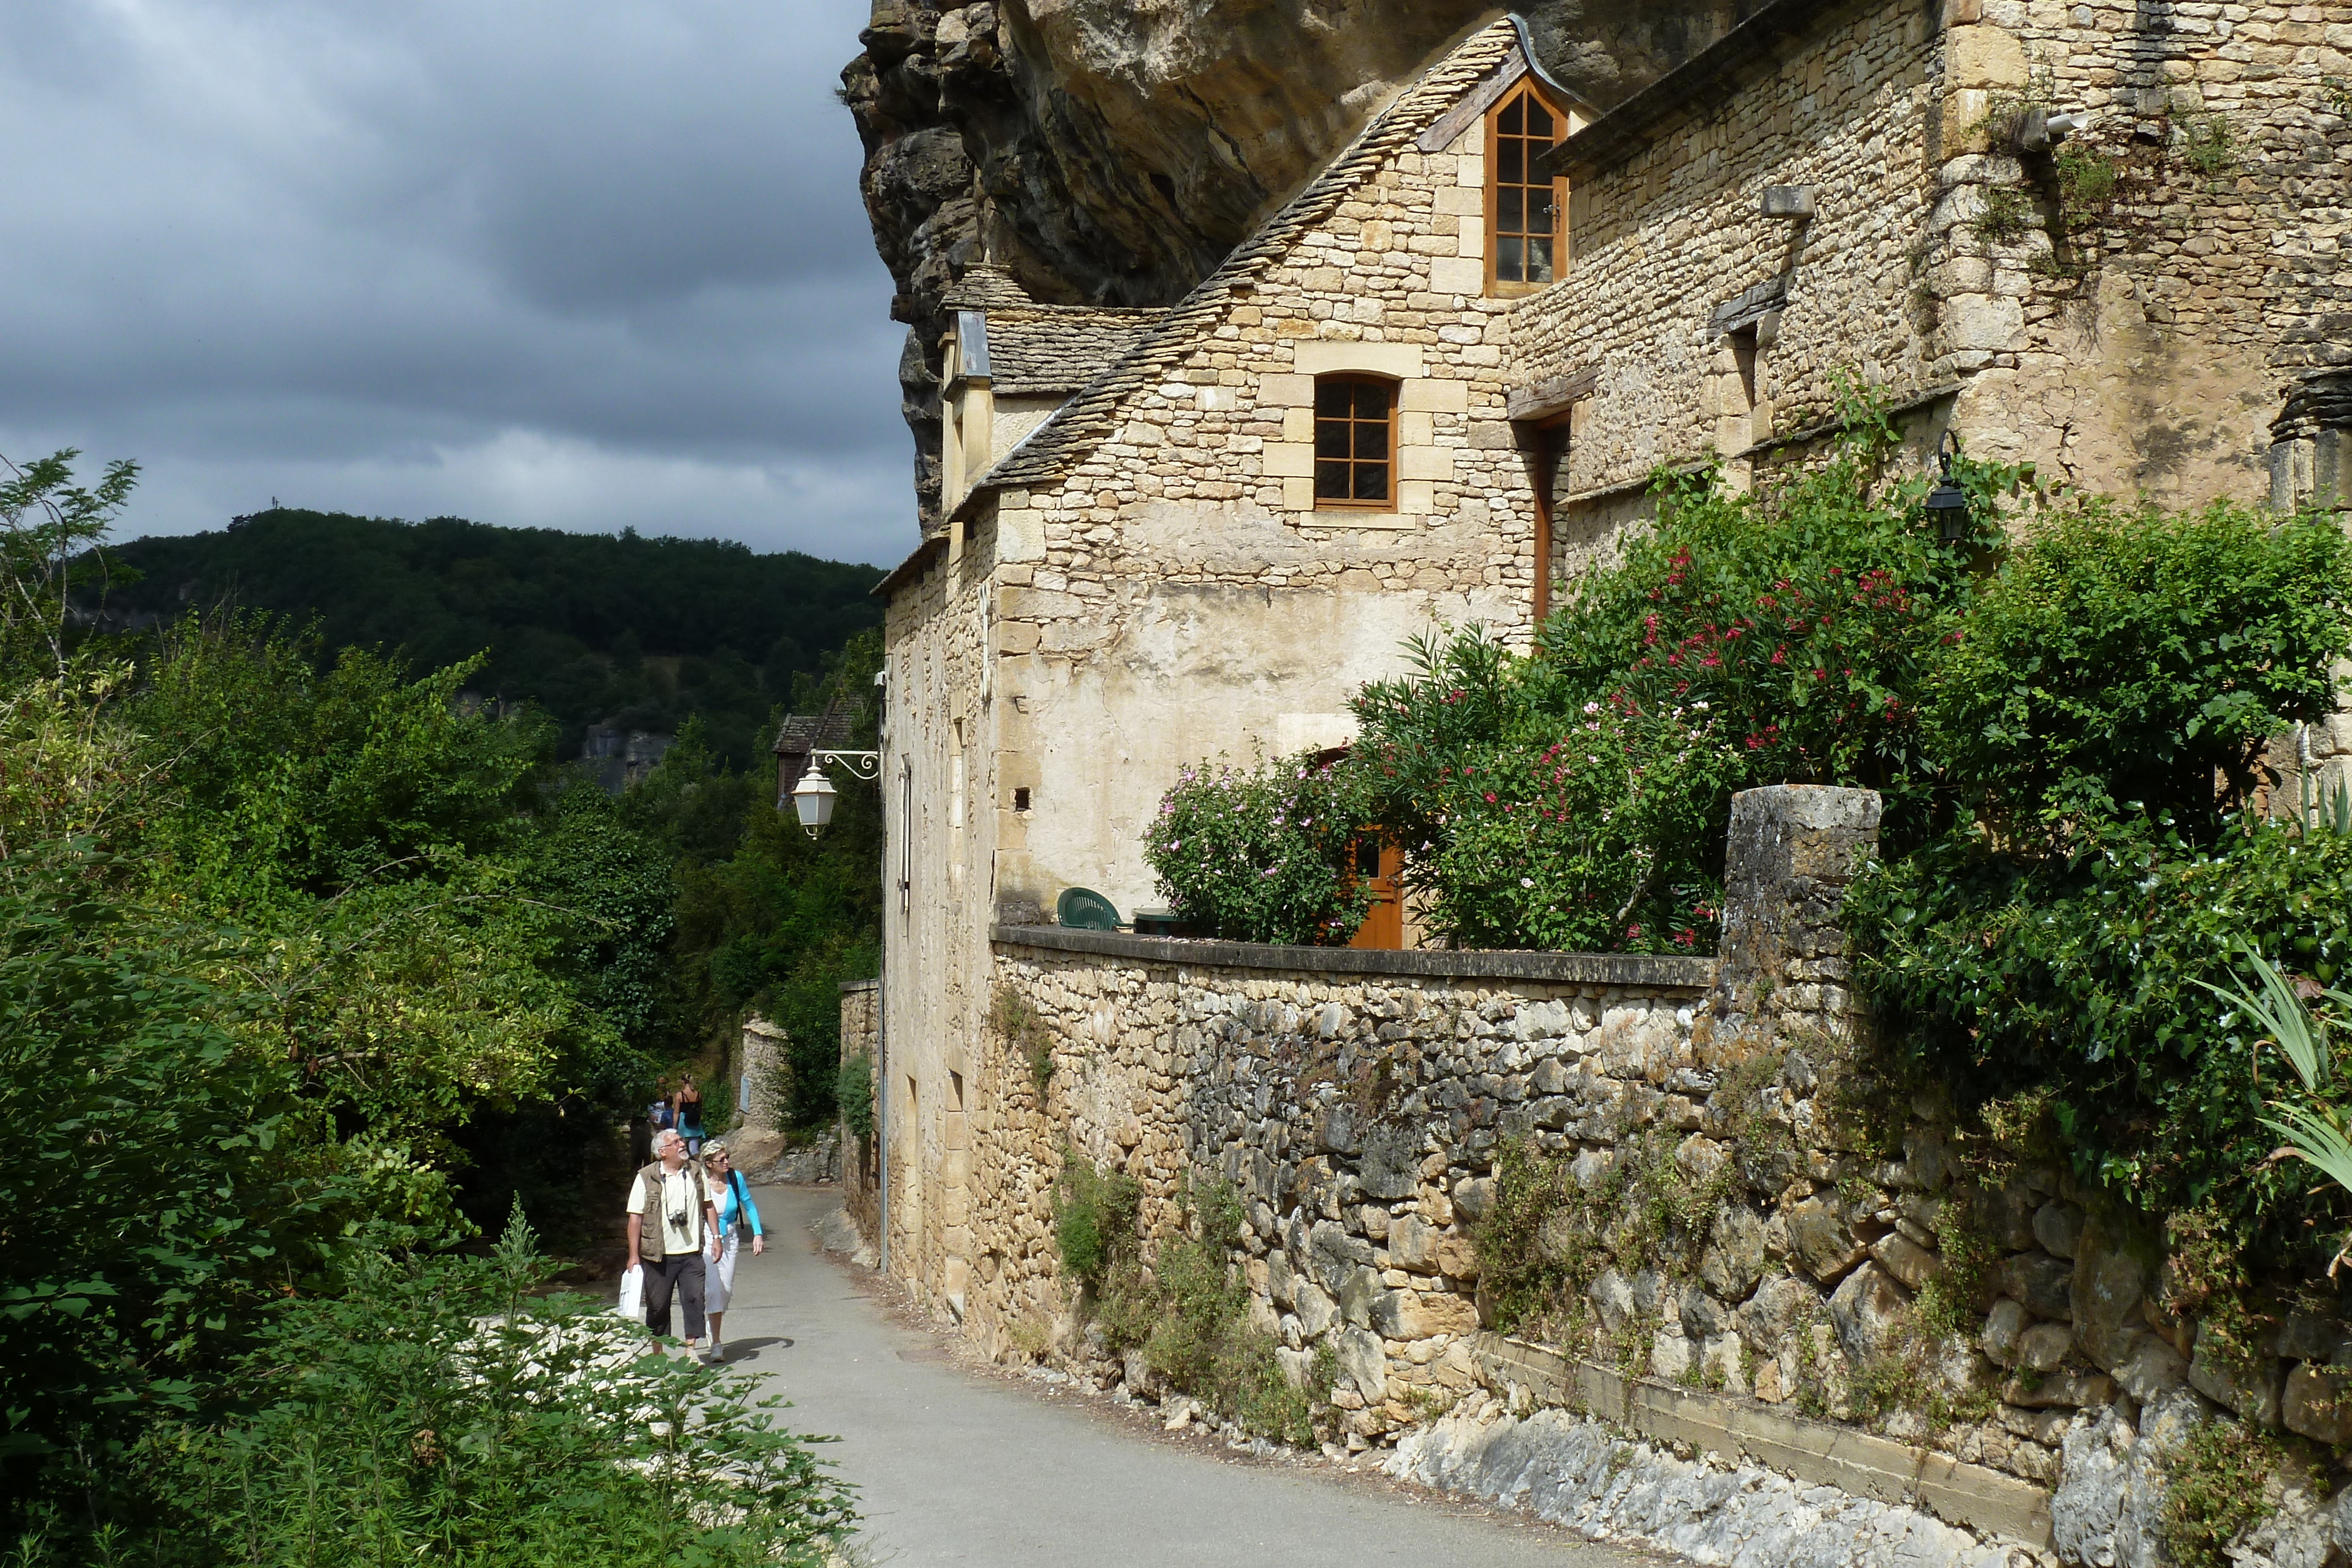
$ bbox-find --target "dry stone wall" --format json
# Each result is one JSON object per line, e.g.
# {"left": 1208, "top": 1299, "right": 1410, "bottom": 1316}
{"left": 933, "top": 786, "right": 2352, "bottom": 1564}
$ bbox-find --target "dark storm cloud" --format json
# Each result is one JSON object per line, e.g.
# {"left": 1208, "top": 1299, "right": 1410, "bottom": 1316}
{"left": 0, "top": 0, "right": 911, "bottom": 565}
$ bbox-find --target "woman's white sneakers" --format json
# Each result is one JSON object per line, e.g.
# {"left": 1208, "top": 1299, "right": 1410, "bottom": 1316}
{"left": 704, "top": 1336, "right": 726, "bottom": 1364}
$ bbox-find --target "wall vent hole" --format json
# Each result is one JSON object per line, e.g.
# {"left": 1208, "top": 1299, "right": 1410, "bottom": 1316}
{"left": 1013, "top": 787, "right": 1031, "bottom": 812}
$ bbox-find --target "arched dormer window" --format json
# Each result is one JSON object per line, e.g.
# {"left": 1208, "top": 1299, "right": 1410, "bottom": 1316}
{"left": 1488, "top": 80, "right": 1569, "bottom": 293}
{"left": 1313, "top": 374, "right": 1398, "bottom": 510}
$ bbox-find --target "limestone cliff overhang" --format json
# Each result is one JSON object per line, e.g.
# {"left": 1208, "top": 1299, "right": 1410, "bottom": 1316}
{"left": 926, "top": 16, "right": 1535, "bottom": 531}
{"left": 1538, "top": 0, "right": 1869, "bottom": 183}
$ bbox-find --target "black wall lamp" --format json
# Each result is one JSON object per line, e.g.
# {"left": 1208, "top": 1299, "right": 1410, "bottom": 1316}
{"left": 1927, "top": 430, "right": 1971, "bottom": 542}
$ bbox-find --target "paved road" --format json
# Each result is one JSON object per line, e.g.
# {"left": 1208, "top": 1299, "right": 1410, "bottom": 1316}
{"left": 715, "top": 1183, "right": 1659, "bottom": 1568}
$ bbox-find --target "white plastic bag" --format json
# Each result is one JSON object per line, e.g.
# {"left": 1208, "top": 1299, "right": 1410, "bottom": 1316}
{"left": 616, "top": 1264, "right": 645, "bottom": 1323}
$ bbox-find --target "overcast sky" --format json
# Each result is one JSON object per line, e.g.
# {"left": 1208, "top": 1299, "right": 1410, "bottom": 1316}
{"left": 3, "top": 0, "right": 913, "bottom": 567}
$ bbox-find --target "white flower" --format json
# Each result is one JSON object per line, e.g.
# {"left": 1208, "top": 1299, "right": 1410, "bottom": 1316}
{"left": 1519, "top": 877, "right": 1535, "bottom": 888}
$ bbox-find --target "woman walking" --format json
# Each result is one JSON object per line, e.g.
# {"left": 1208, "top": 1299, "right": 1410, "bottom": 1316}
{"left": 672, "top": 1075, "right": 706, "bottom": 1158}
{"left": 700, "top": 1139, "right": 764, "bottom": 1363}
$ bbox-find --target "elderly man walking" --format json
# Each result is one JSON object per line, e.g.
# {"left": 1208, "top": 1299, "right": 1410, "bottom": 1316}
{"left": 627, "top": 1128, "right": 723, "bottom": 1353}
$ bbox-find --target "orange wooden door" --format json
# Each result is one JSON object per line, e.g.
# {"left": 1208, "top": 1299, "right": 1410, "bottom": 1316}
{"left": 1346, "top": 831, "right": 1405, "bottom": 950}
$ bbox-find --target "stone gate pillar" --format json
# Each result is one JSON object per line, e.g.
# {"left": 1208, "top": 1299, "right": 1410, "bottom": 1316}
{"left": 1706, "top": 784, "right": 1882, "bottom": 1052}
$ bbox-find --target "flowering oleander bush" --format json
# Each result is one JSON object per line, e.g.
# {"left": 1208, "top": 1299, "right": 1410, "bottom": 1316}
{"left": 1346, "top": 388, "right": 2008, "bottom": 951}
{"left": 1144, "top": 750, "right": 1375, "bottom": 945}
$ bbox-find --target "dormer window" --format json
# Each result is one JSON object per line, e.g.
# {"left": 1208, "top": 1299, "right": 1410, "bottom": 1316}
{"left": 1313, "top": 375, "right": 1397, "bottom": 510}
{"left": 1489, "top": 81, "right": 1569, "bottom": 293}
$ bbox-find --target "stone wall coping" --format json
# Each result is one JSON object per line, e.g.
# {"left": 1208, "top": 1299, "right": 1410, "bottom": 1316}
{"left": 1472, "top": 1333, "right": 2055, "bottom": 1549}
{"left": 837, "top": 978, "right": 881, "bottom": 994}
{"left": 990, "top": 924, "right": 1718, "bottom": 990}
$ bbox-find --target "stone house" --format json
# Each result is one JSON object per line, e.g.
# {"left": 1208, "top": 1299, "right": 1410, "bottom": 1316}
{"left": 868, "top": 0, "right": 2349, "bottom": 1346}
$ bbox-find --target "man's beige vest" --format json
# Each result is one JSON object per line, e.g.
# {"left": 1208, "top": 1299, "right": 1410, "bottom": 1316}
{"left": 633, "top": 1158, "right": 710, "bottom": 1261}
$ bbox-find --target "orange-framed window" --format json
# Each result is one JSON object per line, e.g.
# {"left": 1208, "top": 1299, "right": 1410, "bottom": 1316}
{"left": 1312, "top": 374, "right": 1398, "bottom": 510}
{"left": 1488, "top": 81, "right": 1569, "bottom": 293}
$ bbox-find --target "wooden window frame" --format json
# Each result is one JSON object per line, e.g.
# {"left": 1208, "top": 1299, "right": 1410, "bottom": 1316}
{"left": 1485, "top": 79, "right": 1571, "bottom": 297}
{"left": 1311, "top": 373, "right": 1399, "bottom": 512}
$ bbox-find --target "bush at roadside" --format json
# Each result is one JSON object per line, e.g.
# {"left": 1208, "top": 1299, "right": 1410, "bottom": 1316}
{"left": 11, "top": 1208, "right": 854, "bottom": 1567}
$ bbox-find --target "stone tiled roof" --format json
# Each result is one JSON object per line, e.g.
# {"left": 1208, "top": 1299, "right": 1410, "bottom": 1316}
{"left": 982, "top": 309, "right": 1168, "bottom": 396}
{"left": 965, "top": 19, "right": 1524, "bottom": 500}
{"left": 943, "top": 263, "right": 1040, "bottom": 310}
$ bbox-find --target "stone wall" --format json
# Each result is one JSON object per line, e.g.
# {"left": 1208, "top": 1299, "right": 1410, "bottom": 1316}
{"left": 1512, "top": 0, "right": 1942, "bottom": 504}
{"left": 918, "top": 785, "right": 2352, "bottom": 1562}
{"left": 840, "top": 979, "right": 881, "bottom": 1248}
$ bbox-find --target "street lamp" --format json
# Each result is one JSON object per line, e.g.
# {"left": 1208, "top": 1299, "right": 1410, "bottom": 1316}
{"left": 786, "top": 749, "right": 879, "bottom": 840}
{"left": 1926, "top": 430, "right": 1971, "bottom": 543}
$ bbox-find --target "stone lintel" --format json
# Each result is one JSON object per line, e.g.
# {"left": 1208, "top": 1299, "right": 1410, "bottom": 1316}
{"left": 1472, "top": 1333, "right": 2055, "bottom": 1548}
{"left": 990, "top": 924, "right": 1716, "bottom": 991}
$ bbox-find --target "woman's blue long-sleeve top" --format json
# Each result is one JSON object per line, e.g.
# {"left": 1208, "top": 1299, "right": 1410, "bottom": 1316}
{"left": 714, "top": 1171, "right": 763, "bottom": 1238}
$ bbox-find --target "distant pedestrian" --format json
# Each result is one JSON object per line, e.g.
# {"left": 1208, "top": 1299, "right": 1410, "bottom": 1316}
{"left": 625, "top": 1128, "right": 722, "bottom": 1353}
{"left": 673, "top": 1076, "right": 707, "bottom": 1158}
{"left": 700, "top": 1141, "right": 765, "bottom": 1363}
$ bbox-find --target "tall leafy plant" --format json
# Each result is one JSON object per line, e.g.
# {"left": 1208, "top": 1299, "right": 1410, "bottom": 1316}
{"left": 1144, "top": 750, "right": 1375, "bottom": 944}
{"left": 1345, "top": 396, "right": 2018, "bottom": 951}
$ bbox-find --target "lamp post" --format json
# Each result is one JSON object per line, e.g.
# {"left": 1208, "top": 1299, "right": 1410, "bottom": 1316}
{"left": 786, "top": 750, "right": 880, "bottom": 840}
{"left": 1926, "top": 430, "right": 1971, "bottom": 543}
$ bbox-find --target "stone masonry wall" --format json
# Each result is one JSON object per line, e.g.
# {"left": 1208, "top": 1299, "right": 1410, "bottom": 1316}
{"left": 840, "top": 979, "right": 881, "bottom": 1249}
{"left": 940, "top": 787, "right": 2352, "bottom": 1558}
{"left": 1509, "top": 0, "right": 1942, "bottom": 502}
{"left": 1934, "top": 0, "right": 2352, "bottom": 508}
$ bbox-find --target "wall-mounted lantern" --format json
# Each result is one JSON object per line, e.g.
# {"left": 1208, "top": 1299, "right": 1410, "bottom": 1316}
{"left": 1926, "top": 430, "right": 1971, "bottom": 542}
{"left": 776, "top": 690, "right": 880, "bottom": 840}
{"left": 788, "top": 750, "right": 879, "bottom": 840}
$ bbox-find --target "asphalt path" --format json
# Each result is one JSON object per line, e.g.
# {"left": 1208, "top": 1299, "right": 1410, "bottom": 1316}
{"left": 713, "top": 1182, "right": 1663, "bottom": 1568}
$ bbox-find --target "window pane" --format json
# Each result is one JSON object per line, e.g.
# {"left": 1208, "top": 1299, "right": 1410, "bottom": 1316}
{"left": 1528, "top": 236, "right": 1553, "bottom": 282}
{"left": 1499, "top": 96, "right": 1523, "bottom": 135}
{"left": 1534, "top": 192, "right": 1556, "bottom": 229}
{"left": 1315, "top": 379, "right": 1349, "bottom": 416}
{"left": 1352, "top": 381, "right": 1389, "bottom": 420}
{"left": 1355, "top": 834, "right": 1380, "bottom": 877}
{"left": 1315, "top": 422, "right": 1349, "bottom": 459}
{"left": 1498, "top": 188, "right": 1524, "bottom": 233}
{"left": 1498, "top": 141, "right": 1523, "bottom": 185}
{"left": 1526, "top": 102, "right": 1553, "bottom": 138}
{"left": 1315, "top": 461, "right": 1350, "bottom": 500}
{"left": 1352, "top": 421, "right": 1387, "bottom": 460}
{"left": 1353, "top": 463, "right": 1389, "bottom": 502}
{"left": 1496, "top": 235, "right": 1522, "bottom": 280}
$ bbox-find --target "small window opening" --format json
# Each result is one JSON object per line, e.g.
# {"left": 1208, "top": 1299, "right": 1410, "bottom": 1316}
{"left": 1730, "top": 326, "right": 1759, "bottom": 414}
{"left": 1489, "top": 82, "right": 1569, "bottom": 292}
{"left": 1312, "top": 375, "right": 1398, "bottom": 509}
{"left": 1013, "top": 787, "right": 1031, "bottom": 813}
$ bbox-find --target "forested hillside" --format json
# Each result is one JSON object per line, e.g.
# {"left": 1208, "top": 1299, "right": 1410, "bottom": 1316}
{"left": 98, "top": 508, "right": 884, "bottom": 767}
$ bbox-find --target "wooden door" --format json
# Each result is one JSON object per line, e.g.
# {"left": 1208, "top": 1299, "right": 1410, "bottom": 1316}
{"left": 1346, "top": 831, "right": 1405, "bottom": 950}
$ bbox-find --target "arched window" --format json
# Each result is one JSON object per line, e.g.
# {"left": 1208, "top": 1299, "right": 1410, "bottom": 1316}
{"left": 1489, "top": 81, "right": 1569, "bottom": 292}
{"left": 1312, "top": 375, "right": 1397, "bottom": 509}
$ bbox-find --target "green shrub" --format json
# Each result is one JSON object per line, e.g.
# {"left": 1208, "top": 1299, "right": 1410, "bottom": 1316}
{"left": 836, "top": 1050, "right": 875, "bottom": 1141}
{"left": 1054, "top": 1154, "right": 1141, "bottom": 1288}
{"left": 11, "top": 1207, "right": 853, "bottom": 1566}
{"left": 2161, "top": 1418, "right": 2306, "bottom": 1568}
{"left": 1060, "top": 1171, "right": 1318, "bottom": 1444}
{"left": 1145, "top": 751, "right": 1375, "bottom": 944}
{"left": 990, "top": 983, "right": 1054, "bottom": 1091}
{"left": 1920, "top": 502, "right": 2350, "bottom": 847}
{"left": 1852, "top": 824, "right": 2352, "bottom": 1267}
{"left": 1344, "top": 393, "right": 2014, "bottom": 952}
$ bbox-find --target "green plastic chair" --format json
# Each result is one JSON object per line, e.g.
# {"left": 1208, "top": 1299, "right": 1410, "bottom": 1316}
{"left": 1057, "top": 887, "right": 1121, "bottom": 931}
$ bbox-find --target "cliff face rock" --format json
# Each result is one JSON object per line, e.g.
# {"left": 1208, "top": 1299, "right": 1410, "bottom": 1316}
{"left": 842, "top": 0, "right": 1746, "bottom": 530}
